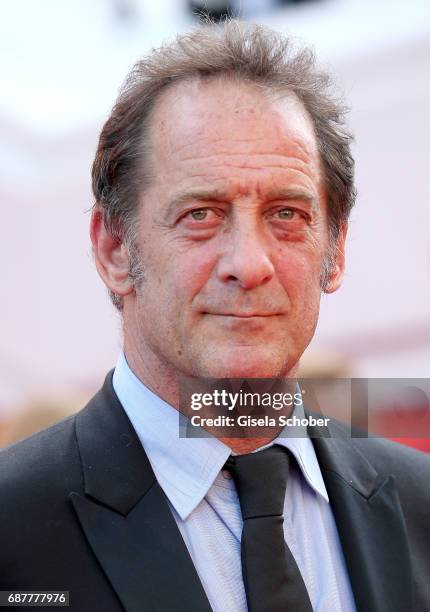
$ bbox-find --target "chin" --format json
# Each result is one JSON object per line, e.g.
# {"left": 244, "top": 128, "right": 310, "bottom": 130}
{"left": 195, "top": 348, "right": 290, "bottom": 379}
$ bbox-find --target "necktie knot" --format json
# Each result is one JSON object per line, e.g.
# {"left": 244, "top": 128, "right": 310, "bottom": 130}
{"left": 224, "top": 446, "right": 289, "bottom": 520}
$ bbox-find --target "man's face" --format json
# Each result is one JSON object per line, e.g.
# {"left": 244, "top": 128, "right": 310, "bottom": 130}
{"left": 125, "top": 78, "right": 342, "bottom": 379}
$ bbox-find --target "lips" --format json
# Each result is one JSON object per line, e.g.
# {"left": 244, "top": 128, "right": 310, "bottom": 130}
{"left": 205, "top": 312, "right": 281, "bottom": 318}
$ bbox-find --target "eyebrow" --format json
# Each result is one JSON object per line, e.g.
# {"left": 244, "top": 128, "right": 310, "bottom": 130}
{"left": 165, "top": 186, "right": 318, "bottom": 218}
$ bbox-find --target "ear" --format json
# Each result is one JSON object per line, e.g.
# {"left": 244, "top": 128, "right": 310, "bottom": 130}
{"left": 323, "top": 222, "right": 348, "bottom": 294}
{"left": 89, "top": 206, "right": 134, "bottom": 299}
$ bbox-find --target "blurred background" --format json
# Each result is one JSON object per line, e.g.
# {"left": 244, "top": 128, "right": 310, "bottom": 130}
{"left": 1, "top": 0, "right": 429, "bottom": 448}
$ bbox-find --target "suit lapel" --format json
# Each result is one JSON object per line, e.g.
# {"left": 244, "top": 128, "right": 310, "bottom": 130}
{"left": 311, "top": 423, "right": 414, "bottom": 612}
{"left": 70, "top": 372, "right": 212, "bottom": 612}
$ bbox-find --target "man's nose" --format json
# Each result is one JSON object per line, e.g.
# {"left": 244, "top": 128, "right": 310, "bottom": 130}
{"left": 216, "top": 223, "right": 275, "bottom": 290}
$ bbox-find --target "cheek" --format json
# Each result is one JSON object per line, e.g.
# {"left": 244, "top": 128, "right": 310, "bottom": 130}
{"left": 161, "top": 249, "right": 217, "bottom": 306}
{"left": 275, "top": 246, "right": 323, "bottom": 295}
{"left": 275, "top": 250, "right": 322, "bottom": 344}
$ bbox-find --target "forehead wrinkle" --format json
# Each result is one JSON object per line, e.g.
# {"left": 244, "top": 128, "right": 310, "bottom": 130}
{"left": 177, "top": 150, "right": 314, "bottom": 167}
{"left": 166, "top": 128, "right": 316, "bottom": 159}
{"left": 174, "top": 134, "right": 268, "bottom": 152}
{"left": 176, "top": 159, "right": 322, "bottom": 194}
{"left": 168, "top": 143, "right": 319, "bottom": 177}
{"left": 178, "top": 158, "right": 318, "bottom": 179}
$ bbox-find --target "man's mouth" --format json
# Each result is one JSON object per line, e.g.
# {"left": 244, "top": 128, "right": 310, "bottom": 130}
{"left": 204, "top": 312, "right": 283, "bottom": 318}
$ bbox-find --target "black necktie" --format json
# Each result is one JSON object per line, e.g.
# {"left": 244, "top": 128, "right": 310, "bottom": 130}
{"left": 225, "top": 446, "right": 313, "bottom": 612}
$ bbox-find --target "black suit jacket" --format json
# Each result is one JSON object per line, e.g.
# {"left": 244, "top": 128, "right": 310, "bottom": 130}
{"left": 1, "top": 371, "right": 429, "bottom": 612}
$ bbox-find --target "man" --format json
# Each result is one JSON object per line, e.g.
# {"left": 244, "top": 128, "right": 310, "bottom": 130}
{"left": 1, "top": 20, "right": 429, "bottom": 612}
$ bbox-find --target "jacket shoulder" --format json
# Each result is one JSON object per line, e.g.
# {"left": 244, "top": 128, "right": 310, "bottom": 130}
{"left": 0, "top": 412, "right": 83, "bottom": 504}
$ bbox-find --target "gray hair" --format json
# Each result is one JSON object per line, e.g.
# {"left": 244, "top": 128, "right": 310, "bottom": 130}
{"left": 92, "top": 20, "right": 356, "bottom": 310}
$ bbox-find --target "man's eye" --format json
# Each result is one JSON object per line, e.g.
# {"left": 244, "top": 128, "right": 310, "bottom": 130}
{"left": 185, "top": 208, "right": 223, "bottom": 223}
{"left": 190, "top": 209, "right": 209, "bottom": 221}
{"left": 277, "top": 209, "right": 296, "bottom": 220}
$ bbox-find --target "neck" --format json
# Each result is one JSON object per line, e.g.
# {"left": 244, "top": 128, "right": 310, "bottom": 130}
{"left": 123, "top": 328, "right": 181, "bottom": 408}
{"left": 123, "top": 324, "right": 299, "bottom": 457}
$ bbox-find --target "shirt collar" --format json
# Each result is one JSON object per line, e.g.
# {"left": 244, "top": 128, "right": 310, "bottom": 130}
{"left": 271, "top": 399, "right": 329, "bottom": 503}
{"left": 113, "top": 351, "right": 328, "bottom": 519}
